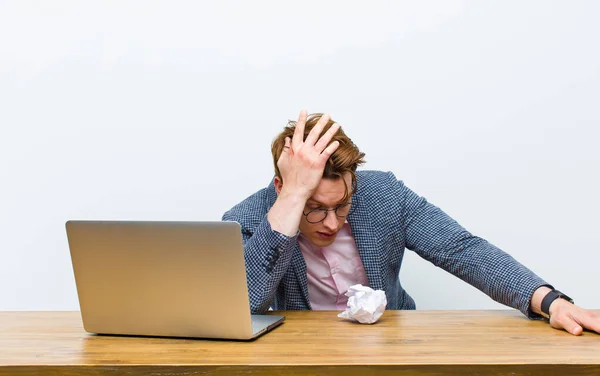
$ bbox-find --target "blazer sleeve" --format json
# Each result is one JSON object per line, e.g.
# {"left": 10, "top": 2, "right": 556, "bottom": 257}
{"left": 222, "top": 210, "right": 299, "bottom": 314}
{"left": 391, "top": 172, "right": 551, "bottom": 318}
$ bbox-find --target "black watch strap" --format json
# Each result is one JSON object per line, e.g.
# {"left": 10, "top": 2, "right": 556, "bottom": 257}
{"left": 541, "top": 289, "right": 573, "bottom": 318}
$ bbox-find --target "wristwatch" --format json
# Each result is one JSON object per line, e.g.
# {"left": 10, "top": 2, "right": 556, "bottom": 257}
{"left": 540, "top": 289, "right": 574, "bottom": 319}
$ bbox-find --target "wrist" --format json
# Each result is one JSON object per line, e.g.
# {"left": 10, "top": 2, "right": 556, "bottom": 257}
{"left": 540, "top": 289, "right": 574, "bottom": 318}
{"left": 531, "top": 286, "right": 553, "bottom": 315}
{"left": 548, "top": 297, "right": 570, "bottom": 317}
{"left": 279, "top": 186, "right": 312, "bottom": 203}
{"left": 268, "top": 187, "right": 309, "bottom": 237}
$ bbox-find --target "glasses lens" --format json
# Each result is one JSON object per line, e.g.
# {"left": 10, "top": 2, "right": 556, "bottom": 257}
{"left": 335, "top": 203, "right": 352, "bottom": 217}
{"left": 306, "top": 209, "right": 327, "bottom": 223}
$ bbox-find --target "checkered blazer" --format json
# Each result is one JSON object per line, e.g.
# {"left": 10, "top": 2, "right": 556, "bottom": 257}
{"left": 222, "top": 170, "right": 549, "bottom": 317}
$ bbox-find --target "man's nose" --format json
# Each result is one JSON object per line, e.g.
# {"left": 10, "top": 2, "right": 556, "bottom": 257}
{"left": 323, "top": 210, "right": 339, "bottom": 231}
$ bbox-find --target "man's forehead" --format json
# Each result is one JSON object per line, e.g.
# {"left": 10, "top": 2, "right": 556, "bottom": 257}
{"left": 308, "top": 177, "right": 352, "bottom": 206}
{"left": 307, "top": 196, "right": 348, "bottom": 206}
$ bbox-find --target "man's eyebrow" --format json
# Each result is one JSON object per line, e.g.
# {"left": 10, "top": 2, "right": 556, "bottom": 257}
{"left": 307, "top": 198, "right": 348, "bottom": 206}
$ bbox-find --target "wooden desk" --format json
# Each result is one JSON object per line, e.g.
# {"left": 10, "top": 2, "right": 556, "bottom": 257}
{"left": 1, "top": 310, "right": 599, "bottom": 375}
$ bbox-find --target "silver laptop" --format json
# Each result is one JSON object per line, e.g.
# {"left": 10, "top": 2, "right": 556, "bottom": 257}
{"left": 65, "top": 220, "right": 284, "bottom": 340}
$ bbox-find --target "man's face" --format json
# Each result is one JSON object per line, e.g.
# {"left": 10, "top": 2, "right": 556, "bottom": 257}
{"left": 298, "top": 172, "right": 353, "bottom": 247}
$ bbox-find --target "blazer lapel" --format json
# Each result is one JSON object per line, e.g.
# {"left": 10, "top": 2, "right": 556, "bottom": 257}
{"left": 347, "top": 191, "right": 384, "bottom": 291}
{"left": 290, "top": 243, "right": 312, "bottom": 309}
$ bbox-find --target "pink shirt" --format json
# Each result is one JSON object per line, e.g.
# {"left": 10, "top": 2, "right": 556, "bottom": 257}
{"left": 298, "top": 222, "right": 370, "bottom": 310}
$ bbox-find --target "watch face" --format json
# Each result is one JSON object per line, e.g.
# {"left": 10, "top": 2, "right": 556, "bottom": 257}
{"left": 561, "top": 295, "right": 574, "bottom": 304}
{"left": 555, "top": 290, "right": 574, "bottom": 303}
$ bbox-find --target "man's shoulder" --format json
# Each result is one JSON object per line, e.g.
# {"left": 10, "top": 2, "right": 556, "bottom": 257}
{"left": 357, "top": 169, "right": 396, "bottom": 181}
{"left": 353, "top": 170, "right": 408, "bottom": 228}
{"left": 356, "top": 170, "right": 402, "bottom": 192}
{"left": 222, "top": 182, "right": 276, "bottom": 229}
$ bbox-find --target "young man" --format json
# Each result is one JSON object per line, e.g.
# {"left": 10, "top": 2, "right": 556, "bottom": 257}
{"left": 223, "top": 110, "right": 599, "bottom": 336}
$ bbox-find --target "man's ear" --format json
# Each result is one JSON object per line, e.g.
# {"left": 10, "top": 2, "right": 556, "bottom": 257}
{"left": 273, "top": 176, "right": 283, "bottom": 195}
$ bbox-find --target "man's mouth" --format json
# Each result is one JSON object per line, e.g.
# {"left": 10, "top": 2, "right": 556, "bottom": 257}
{"left": 317, "top": 231, "right": 335, "bottom": 239}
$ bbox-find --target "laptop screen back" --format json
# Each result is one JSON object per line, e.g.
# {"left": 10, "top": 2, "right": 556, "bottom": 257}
{"left": 66, "top": 220, "right": 256, "bottom": 339}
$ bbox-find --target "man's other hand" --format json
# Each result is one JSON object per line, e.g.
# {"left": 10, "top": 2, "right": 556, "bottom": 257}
{"left": 549, "top": 298, "right": 600, "bottom": 336}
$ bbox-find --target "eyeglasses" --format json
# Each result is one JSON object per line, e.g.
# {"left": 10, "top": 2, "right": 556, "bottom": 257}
{"left": 302, "top": 202, "right": 354, "bottom": 224}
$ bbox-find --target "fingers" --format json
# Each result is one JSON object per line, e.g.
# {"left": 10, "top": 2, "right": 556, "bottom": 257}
{"left": 277, "top": 137, "right": 292, "bottom": 165}
{"left": 550, "top": 310, "right": 582, "bottom": 335}
{"left": 304, "top": 113, "right": 331, "bottom": 147}
{"left": 564, "top": 320, "right": 583, "bottom": 336}
{"left": 575, "top": 310, "right": 600, "bottom": 334}
{"left": 550, "top": 305, "right": 600, "bottom": 335}
{"left": 314, "top": 122, "right": 341, "bottom": 152}
{"left": 319, "top": 140, "right": 340, "bottom": 163}
{"left": 292, "top": 110, "right": 307, "bottom": 150}
{"left": 289, "top": 110, "right": 339, "bottom": 161}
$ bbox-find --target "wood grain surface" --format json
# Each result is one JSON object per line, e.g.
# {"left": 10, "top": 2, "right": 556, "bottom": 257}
{"left": 1, "top": 310, "right": 599, "bottom": 375}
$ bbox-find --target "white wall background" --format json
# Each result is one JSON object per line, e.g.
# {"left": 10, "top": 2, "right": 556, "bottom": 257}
{"left": 1, "top": 1, "right": 599, "bottom": 311}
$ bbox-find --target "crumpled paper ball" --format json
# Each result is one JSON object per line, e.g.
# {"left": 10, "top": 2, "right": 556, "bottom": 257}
{"left": 338, "top": 284, "right": 387, "bottom": 324}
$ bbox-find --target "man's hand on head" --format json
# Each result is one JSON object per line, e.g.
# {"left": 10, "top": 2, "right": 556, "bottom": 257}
{"left": 268, "top": 110, "right": 340, "bottom": 237}
{"left": 276, "top": 110, "right": 340, "bottom": 200}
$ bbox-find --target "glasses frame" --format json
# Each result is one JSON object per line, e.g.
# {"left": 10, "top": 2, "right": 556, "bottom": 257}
{"left": 302, "top": 202, "right": 354, "bottom": 224}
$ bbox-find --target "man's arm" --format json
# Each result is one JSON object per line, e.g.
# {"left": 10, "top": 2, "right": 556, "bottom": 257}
{"left": 398, "top": 176, "right": 547, "bottom": 318}
{"left": 266, "top": 189, "right": 307, "bottom": 236}
{"left": 222, "top": 210, "right": 298, "bottom": 313}
{"left": 396, "top": 174, "right": 600, "bottom": 335}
